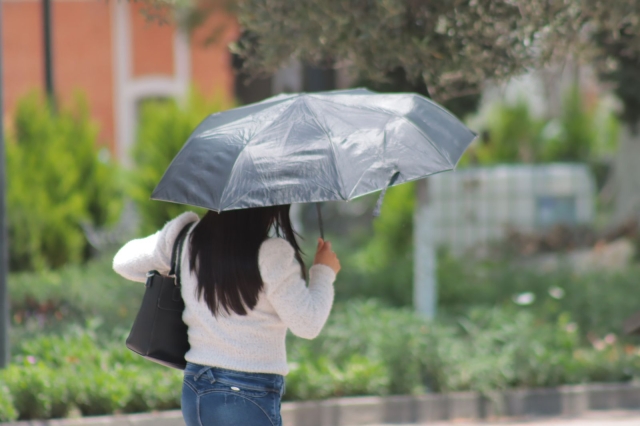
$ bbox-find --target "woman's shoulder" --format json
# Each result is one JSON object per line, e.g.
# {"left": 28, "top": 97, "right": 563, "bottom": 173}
{"left": 161, "top": 211, "right": 200, "bottom": 236}
{"left": 156, "top": 211, "right": 199, "bottom": 251}
{"left": 258, "top": 238, "right": 298, "bottom": 284}
{"left": 259, "top": 237, "right": 295, "bottom": 261}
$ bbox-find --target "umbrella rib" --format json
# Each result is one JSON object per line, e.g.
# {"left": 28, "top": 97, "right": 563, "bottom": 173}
{"left": 347, "top": 168, "right": 372, "bottom": 200}
{"left": 346, "top": 128, "right": 390, "bottom": 200}
{"left": 217, "top": 139, "right": 253, "bottom": 209}
{"left": 342, "top": 168, "right": 454, "bottom": 203}
{"left": 218, "top": 99, "right": 303, "bottom": 209}
{"left": 398, "top": 115, "right": 455, "bottom": 168}
{"left": 312, "top": 92, "right": 463, "bottom": 124}
{"left": 302, "top": 98, "right": 347, "bottom": 200}
{"left": 220, "top": 148, "right": 344, "bottom": 209}
{"left": 220, "top": 151, "right": 271, "bottom": 210}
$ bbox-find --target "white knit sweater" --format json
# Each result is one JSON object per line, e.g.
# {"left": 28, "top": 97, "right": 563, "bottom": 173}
{"left": 112, "top": 212, "right": 336, "bottom": 376}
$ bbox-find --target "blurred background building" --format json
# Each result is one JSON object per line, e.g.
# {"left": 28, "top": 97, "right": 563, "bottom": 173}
{"left": 2, "top": 1, "right": 353, "bottom": 164}
{"left": 4, "top": 1, "right": 237, "bottom": 161}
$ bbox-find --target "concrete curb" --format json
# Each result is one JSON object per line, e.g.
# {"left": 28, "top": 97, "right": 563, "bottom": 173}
{"left": 3, "top": 382, "right": 640, "bottom": 426}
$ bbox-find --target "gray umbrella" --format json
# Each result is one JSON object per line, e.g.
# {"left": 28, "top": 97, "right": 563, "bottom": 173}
{"left": 151, "top": 88, "right": 476, "bottom": 232}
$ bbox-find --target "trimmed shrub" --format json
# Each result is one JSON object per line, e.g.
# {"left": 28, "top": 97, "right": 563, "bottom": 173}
{"left": 9, "top": 255, "right": 145, "bottom": 335}
{"left": 147, "top": 370, "right": 183, "bottom": 411}
{"left": 49, "top": 369, "right": 75, "bottom": 419}
{"left": 437, "top": 253, "right": 640, "bottom": 340}
{"left": 289, "top": 300, "right": 640, "bottom": 396}
{"left": 74, "top": 368, "right": 131, "bottom": 416}
{"left": 7, "top": 330, "right": 182, "bottom": 418}
{"left": 4, "top": 302, "right": 640, "bottom": 418}
{"left": 1, "top": 363, "right": 52, "bottom": 420}
{"left": 122, "top": 366, "right": 182, "bottom": 413}
{"left": 0, "top": 382, "right": 18, "bottom": 422}
{"left": 286, "top": 354, "right": 389, "bottom": 401}
{"left": 7, "top": 93, "right": 122, "bottom": 271}
{"left": 122, "top": 367, "right": 156, "bottom": 413}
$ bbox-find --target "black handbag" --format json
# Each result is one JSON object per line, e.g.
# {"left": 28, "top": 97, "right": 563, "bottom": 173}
{"left": 126, "top": 222, "right": 195, "bottom": 370}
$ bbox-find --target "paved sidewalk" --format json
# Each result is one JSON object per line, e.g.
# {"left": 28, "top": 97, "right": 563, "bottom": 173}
{"left": 360, "top": 410, "right": 640, "bottom": 426}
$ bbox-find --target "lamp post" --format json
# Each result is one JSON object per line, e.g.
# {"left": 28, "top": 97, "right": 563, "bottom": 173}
{"left": 43, "top": 0, "right": 55, "bottom": 103}
{"left": 414, "top": 179, "right": 437, "bottom": 319}
{"left": 0, "top": 0, "right": 9, "bottom": 368}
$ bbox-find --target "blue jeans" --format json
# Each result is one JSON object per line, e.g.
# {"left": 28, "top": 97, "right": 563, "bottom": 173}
{"left": 182, "top": 362, "right": 285, "bottom": 426}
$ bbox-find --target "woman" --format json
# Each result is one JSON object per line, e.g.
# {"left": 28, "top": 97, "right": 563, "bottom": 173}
{"left": 113, "top": 205, "right": 340, "bottom": 426}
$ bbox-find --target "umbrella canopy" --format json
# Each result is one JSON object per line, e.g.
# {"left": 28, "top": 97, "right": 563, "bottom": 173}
{"left": 151, "top": 88, "right": 476, "bottom": 212}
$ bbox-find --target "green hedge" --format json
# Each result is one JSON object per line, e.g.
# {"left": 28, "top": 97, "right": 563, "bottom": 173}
{"left": 9, "top": 246, "right": 640, "bottom": 343}
{"left": 6, "top": 90, "right": 232, "bottom": 270}
{"left": 1, "top": 330, "right": 183, "bottom": 420}
{"left": 0, "top": 382, "right": 18, "bottom": 422}
{"left": 437, "top": 252, "right": 640, "bottom": 339}
{"left": 8, "top": 253, "right": 144, "bottom": 340}
{"left": 290, "top": 301, "right": 639, "bottom": 396}
{"left": 7, "top": 93, "right": 122, "bottom": 271}
{"left": 3, "top": 301, "right": 640, "bottom": 421}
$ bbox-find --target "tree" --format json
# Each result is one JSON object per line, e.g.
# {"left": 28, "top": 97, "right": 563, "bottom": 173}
{"left": 146, "top": 0, "right": 640, "bottom": 112}
{"left": 144, "top": 0, "right": 582, "bottom": 101}
{"left": 156, "top": 0, "right": 640, "bottom": 312}
{"left": 589, "top": 6, "right": 640, "bottom": 146}
{"left": 580, "top": 1, "right": 640, "bottom": 224}
{"left": 225, "top": 0, "right": 585, "bottom": 317}
{"left": 141, "top": 0, "right": 586, "bottom": 317}
{"left": 233, "top": 1, "right": 581, "bottom": 102}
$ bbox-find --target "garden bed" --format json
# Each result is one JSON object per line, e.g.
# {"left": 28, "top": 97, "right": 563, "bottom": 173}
{"left": 6, "top": 257, "right": 640, "bottom": 423}
{"left": 2, "top": 382, "right": 640, "bottom": 426}
{"left": 4, "top": 301, "right": 640, "bottom": 423}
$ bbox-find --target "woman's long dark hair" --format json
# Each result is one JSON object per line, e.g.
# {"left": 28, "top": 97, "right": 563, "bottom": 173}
{"left": 188, "top": 205, "right": 306, "bottom": 316}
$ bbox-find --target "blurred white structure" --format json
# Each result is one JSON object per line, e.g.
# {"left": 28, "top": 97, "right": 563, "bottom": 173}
{"left": 427, "top": 164, "right": 596, "bottom": 254}
{"left": 414, "top": 180, "right": 437, "bottom": 318}
{"left": 613, "top": 127, "right": 640, "bottom": 224}
{"left": 414, "top": 164, "right": 596, "bottom": 317}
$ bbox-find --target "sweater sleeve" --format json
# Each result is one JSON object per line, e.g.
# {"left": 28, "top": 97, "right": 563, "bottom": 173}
{"left": 259, "top": 238, "right": 336, "bottom": 339}
{"left": 112, "top": 212, "right": 199, "bottom": 283}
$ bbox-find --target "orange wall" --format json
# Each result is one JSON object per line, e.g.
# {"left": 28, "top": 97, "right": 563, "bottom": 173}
{"left": 3, "top": 1, "right": 43, "bottom": 122}
{"left": 54, "top": 0, "right": 114, "bottom": 147}
{"left": 2, "top": 1, "right": 238, "bottom": 154}
{"left": 191, "top": 9, "right": 239, "bottom": 102}
{"left": 131, "top": 3, "right": 174, "bottom": 78}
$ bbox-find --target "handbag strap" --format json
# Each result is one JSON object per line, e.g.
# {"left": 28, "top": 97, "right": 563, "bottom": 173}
{"left": 169, "top": 222, "right": 195, "bottom": 288}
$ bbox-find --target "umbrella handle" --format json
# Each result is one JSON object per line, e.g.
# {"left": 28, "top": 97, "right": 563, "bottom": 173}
{"left": 316, "top": 203, "right": 325, "bottom": 240}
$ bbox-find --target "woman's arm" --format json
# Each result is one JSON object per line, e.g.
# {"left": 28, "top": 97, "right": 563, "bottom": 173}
{"left": 113, "top": 212, "right": 199, "bottom": 283}
{"left": 260, "top": 238, "right": 336, "bottom": 339}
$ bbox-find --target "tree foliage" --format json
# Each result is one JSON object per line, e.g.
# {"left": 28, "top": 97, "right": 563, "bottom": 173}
{"left": 464, "top": 86, "right": 620, "bottom": 165}
{"left": 228, "top": 0, "right": 576, "bottom": 101}
{"left": 582, "top": 1, "right": 640, "bottom": 128}
{"left": 143, "top": 0, "right": 640, "bottom": 122}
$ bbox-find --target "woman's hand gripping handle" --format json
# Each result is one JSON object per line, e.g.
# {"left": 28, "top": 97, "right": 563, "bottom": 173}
{"left": 313, "top": 238, "right": 341, "bottom": 275}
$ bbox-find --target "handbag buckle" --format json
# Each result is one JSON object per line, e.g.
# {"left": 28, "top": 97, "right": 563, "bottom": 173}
{"left": 166, "top": 272, "right": 178, "bottom": 285}
{"left": 145, "top": 270, "right": 159, "bottom": 288}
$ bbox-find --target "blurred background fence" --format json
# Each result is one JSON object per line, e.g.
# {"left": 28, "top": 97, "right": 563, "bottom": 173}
{"left": 429, "top": 164, "right": 596, "bottom": 254}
